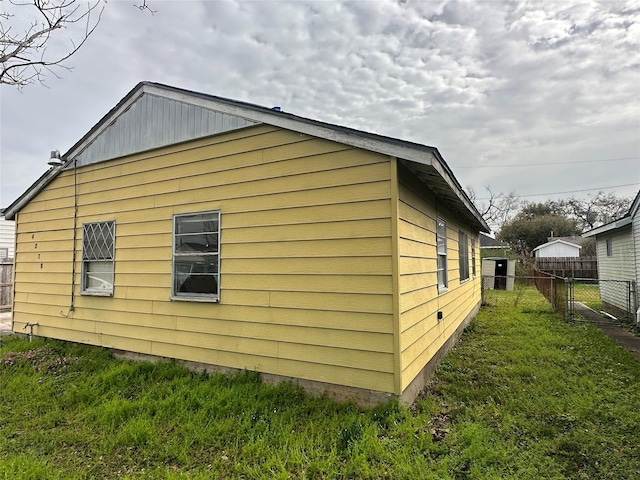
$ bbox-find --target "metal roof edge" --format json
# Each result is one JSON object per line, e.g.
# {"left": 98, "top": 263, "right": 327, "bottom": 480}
{"left": 628, "top": 189, "right": 640, "bottom": 218}
{"left": 139, "top": 84, "right": 488, "bottom": 231}
{"left": 7, "top": 82, "right": 490, "bottom": 232}
{"left": 3, "top": 165, "right": 64, "bottom": 220}
{"left": 582, "top": 216, "right": 633, "bottom": 237}
{"left": 533, "top": 239, "right": 582, "bottom": 251}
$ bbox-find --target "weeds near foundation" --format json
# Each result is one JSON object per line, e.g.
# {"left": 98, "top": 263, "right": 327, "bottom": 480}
{"left": 1, "top": 287, "right": 639, "bottom": 479}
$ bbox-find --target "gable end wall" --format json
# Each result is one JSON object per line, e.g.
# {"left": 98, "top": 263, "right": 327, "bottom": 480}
{"left": 12, "top": 124, "right": 398, "bottom": 395}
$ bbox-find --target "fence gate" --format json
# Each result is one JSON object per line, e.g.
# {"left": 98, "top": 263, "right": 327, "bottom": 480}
{"left": 568, "top": 278, "right": 637, "bottom": 325}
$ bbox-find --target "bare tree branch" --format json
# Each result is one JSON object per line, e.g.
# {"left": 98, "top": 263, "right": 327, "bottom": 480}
{"left": 0, "top": 0, "right": 106, "bottom": 86}
{"left": 467, "top": 185, "right": 522, "bottom": 233}
{"left": 134, "top": 0, "right": 156, "bottom": 15}
{"left": 1, "top": 1, "right": 155, "bottom": 87}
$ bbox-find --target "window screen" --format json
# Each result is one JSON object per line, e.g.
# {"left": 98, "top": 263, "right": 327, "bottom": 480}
{"left": 172, "top": 211, "right": 220, "bottom": 301}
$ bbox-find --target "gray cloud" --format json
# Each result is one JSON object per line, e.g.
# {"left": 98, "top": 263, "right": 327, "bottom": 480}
{"left": 1, "top": 0, "right": 638, "bottom": 211}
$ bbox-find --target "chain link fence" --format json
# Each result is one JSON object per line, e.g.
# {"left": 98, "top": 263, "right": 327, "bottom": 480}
{"left": 481, "top": 270, "right": 638, "bottom": 330}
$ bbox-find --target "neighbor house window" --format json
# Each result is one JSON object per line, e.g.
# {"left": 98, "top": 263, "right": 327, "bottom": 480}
{"left": 437, "top": 218, "right": 448, "bottom": 291}
{"left": 81, "top": 221, "right": 115, "bottom": 296}
{"left": 459, "top": 231, "right": 469, "bottom": 282}
{"left": 172, "top": 211, "right": 220, "bottom": 302}
{"left": 471, "top": 237, "right": 477, "bottom": 277}
{"left": 606, "top": 238, "right": 612, "bottom": 257}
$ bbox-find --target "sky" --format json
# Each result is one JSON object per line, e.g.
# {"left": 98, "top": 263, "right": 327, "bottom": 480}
{"left": 1, "top": 0, "right": 639, "bottom": 219}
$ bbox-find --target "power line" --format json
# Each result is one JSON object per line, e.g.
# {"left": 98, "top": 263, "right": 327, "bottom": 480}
{"left": 475, "top": 182, "right": 639, "bottom": 200}
{"left": 456, "top": 156, "right": 639, "bottom": 168}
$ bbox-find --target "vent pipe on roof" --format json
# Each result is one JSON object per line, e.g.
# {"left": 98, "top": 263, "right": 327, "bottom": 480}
{"left": 47, "top": 150, "right": 63, "bottom": 167}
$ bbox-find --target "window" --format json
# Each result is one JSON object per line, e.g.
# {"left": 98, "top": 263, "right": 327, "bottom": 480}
{"left": 172, "top": 211, "right": 220, "bottom": 301}
{"left": 471, "top": 237, "right": 477, "bottom": 277}
{"left": 459, "top": 231, "right": 469, "bottom": 282}
{"left": 0, "top": 247, "right": 7, "bottom": 259}
{"left": 436, "top": 218, "right": 448, "bottom": 291}
{"left": 606, "top": 238, "right": 612, "bottom": 257}
{"left": 82, "top": 221, "right": 115, "bottom": 295}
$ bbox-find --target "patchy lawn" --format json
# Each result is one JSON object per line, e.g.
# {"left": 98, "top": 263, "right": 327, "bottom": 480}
{"left": 1, "top": 287, "right": 639, "bottom": 479}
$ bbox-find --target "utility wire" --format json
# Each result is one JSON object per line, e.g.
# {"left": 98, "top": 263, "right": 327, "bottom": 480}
{"left": 456, "top": 156, "right": 639, "bottom": 168}
{"left": 475, "top": 182, "right": 639, "bottom": 200}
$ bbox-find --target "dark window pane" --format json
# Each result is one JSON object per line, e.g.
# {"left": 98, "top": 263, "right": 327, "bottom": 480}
{"left": 175, "top": 233, "right": 218, "bottom": 253}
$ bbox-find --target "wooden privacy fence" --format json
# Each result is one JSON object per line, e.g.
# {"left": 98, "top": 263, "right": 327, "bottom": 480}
{"left": 533, "top": 269, "right": 569, "bottom": 319}
{"left": 535, "top": 256, "right": 598, "bottom": 279}
{"left": 0, "top": 258, "right": 13, "bottom": 311}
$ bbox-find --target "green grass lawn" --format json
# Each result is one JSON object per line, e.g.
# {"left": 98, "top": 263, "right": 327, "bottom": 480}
{"left": 572, "top": 283, "right": 603, "bottom": 312}
{"left": 1, "top": 288, "right": 639, "bottom": 479}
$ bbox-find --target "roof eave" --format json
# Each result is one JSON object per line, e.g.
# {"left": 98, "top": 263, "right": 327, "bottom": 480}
{"left": 582, "top": 217, "right": 633, "bottom": 237}
{"left": 3, "top": 165, "right": 65, "bottom": 220}
{"left": 6, "top": 82, "right": 490, "bottom": 233}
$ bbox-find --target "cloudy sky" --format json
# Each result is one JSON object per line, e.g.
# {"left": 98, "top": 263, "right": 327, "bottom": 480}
{"left": 1, "top": 0, "right": 639, "bottom": 216}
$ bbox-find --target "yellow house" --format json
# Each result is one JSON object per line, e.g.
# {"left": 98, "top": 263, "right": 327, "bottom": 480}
{"left": 5, "top": 83, "right": 489, "bottom": 405}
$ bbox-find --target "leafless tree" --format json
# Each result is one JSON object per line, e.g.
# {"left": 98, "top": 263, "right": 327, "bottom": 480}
{"left": 0, "top": 0, "right": 105, "bottom": 87}
{"left": 134, "top": 0, "right": 155, "bottom": 15}
{"left": 557, "top": 192, "right": 632, "bottom": 232}
{"left": 1, "top": 0, "right": 154, "bottom": 87}
{"left": 467, "top": 185, "right": 522, "bottom": 233}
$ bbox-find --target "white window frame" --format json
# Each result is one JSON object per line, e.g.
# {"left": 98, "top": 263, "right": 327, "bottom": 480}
{"left": 81, "top": 221, "right": 115, "bottom": 296}
{"left": 459, "top": 230, "right": 469, "bottom": 282}
{"left": 436, "top": 218, "right": 448, "bottom": 292}
{"left": 605, "top": 238, "right": 612, "bottom": 257}
{"left": 471, "top": 236, "right": 477, "bottom": 277}
{"left": 172, "top": 210, "right": 221, "bottom": 302}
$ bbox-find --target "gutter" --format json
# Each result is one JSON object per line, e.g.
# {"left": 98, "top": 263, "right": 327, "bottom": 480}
{"left": 582, "top": 217, "right": 632, "bottom": 237}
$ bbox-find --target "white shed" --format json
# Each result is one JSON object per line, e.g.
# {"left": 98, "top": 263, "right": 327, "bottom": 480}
{"left": 482, "top": 258, "right": 515, "bottom": 291}
{"left": 533, "top": 239, "right": 581, "bottom": 258}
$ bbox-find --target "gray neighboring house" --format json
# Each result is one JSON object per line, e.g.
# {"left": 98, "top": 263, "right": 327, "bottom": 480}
{"left": 479, "top": 233, "right": 510, "bottom": 255}
{"left": 583, "top": 190, "right": 640, "bottom": 317}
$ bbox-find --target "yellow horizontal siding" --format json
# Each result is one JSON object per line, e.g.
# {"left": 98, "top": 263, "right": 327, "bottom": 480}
{"left": 223, "top": 274, "right": 392, "bottom": 294}
{"left": 150, "top": 303, "right": 393, "bottom": 333}
{"left": 13, "top": 125, "right": 396, "bottom": 394}
{"left": 223, "top": 237, "right": 392, "bottom": 259}
{"left": 150, "top": 342, "right": 394, "bottom": 392}
{"left": 396, "top": 167, "right": 481, "bottom": 391}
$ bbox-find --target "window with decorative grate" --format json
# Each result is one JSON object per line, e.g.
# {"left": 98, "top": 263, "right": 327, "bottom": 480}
{"left": 81, "top": 221, "right": 115, "bottom": 295}
{"left": 172, "top": 211, "right": 220, "bottom": 302}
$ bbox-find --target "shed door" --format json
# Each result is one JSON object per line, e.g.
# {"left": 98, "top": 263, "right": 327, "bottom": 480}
{"left": 494, "top": 260, "right": 508, "bottom": 290}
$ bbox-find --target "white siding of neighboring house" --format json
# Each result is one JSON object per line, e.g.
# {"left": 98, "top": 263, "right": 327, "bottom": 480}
{"left": 633, "top": 207, "right": 640, "bottom": 291}
{"left": 0, "top": 217, "right": 16, "bottom": 258}
{"left": 534, "top": 241, "right": 580, "bottom": 258}
{"left": 597, "top": 225, "right": 635, "bottom": 312}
